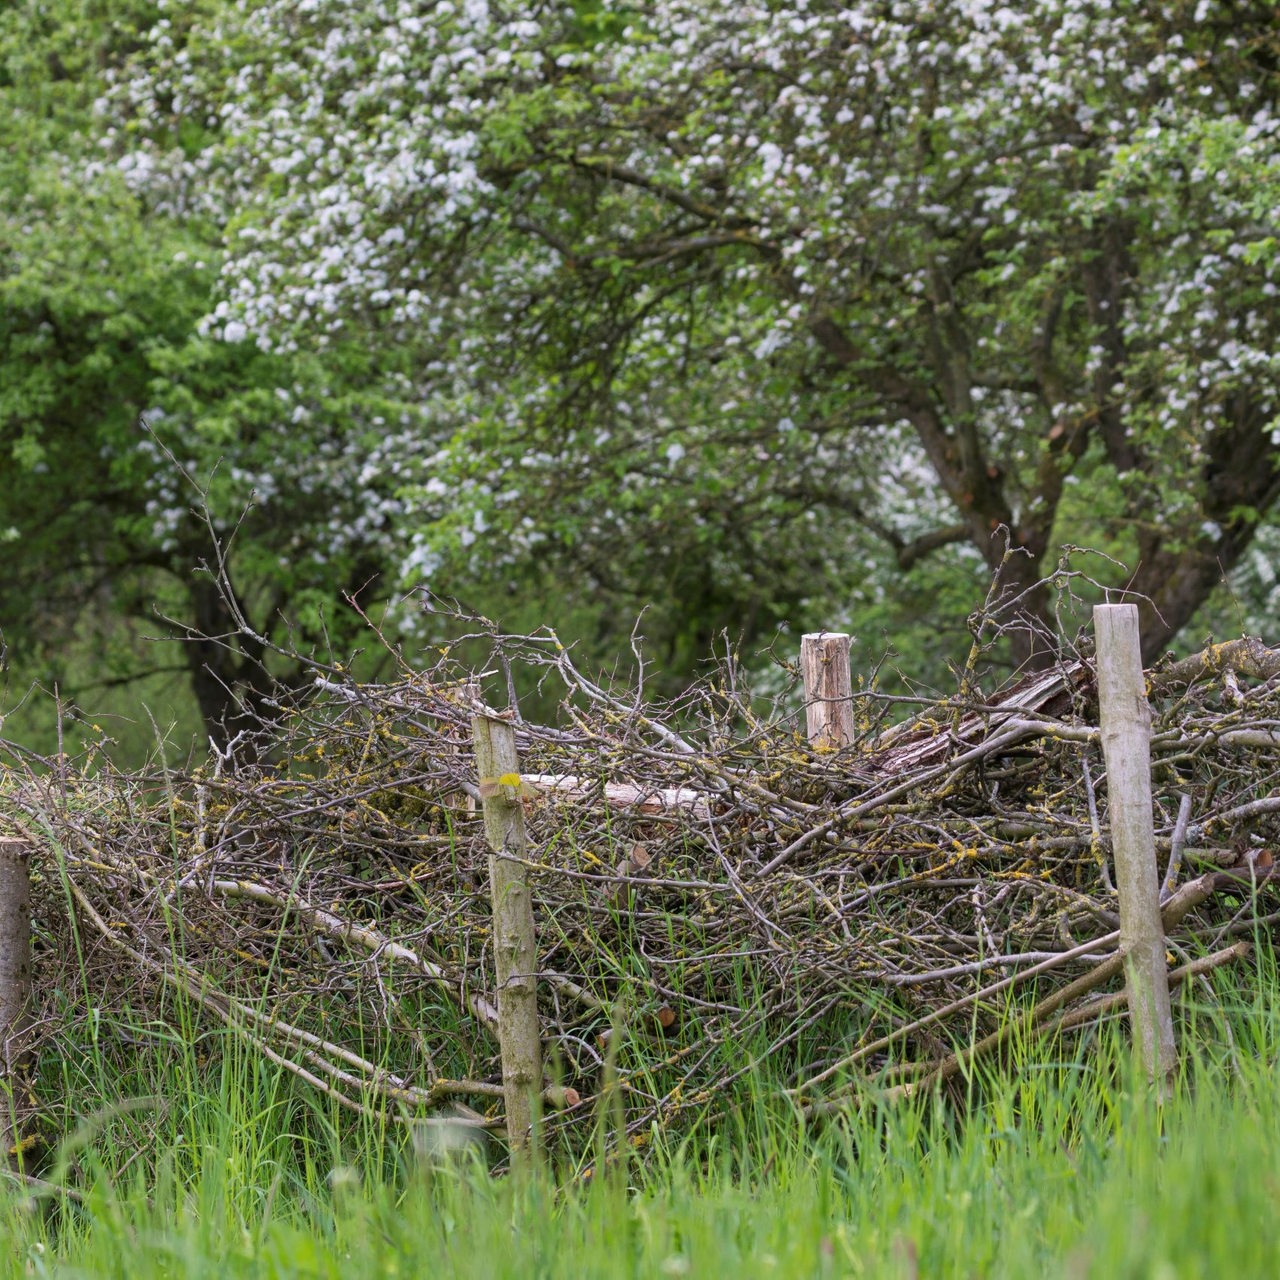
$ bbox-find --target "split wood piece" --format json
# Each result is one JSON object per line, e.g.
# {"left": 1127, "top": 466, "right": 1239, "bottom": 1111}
{"left": 868, "top": 660, "right": 1092, "bottom": 775}
{"left": 0, "top": 838, "right": 32, "bottom": 1165}
{"left": 1095, "top": 603, "right": 1177, "bottom": 1090}
{"left": 472, "top": 713, "right": 543, "bottom": 1161}
{"left": 520, "top": 774, "right": 710, "bottom": 820}
{"left": 801, "top": 632, "right": 855, "bottom": 748}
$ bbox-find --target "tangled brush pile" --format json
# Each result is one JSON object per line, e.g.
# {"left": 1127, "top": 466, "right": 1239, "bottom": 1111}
{"left": 7, "top": 629, "right": 1280, "bottom": 1157}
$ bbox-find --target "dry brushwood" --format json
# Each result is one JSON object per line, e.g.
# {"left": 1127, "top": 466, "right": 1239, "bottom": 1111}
{"left": 4, "top": 622, "right": 1280, "bottom": 1159}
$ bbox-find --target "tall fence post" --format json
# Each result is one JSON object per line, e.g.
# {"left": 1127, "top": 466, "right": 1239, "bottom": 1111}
{"left": 0, "top": 837, "right": 33, "bottom": 1164}
{"left": 471, "top": 713, "right": 542, "bottom": 1161}
{"left": 801, "top": 632, "right": 855, "bottom": 748}
{"left": 1093, "top": 604, "right": 1176, "bottom": 1090}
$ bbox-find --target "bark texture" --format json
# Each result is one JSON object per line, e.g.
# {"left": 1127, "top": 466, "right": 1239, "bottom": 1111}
{"left": 472, "top": 714, "right": 542, "bottom": 1159}
{"left": 801, "top": 632, "right": 855, "bottom": 747}
{"left": 1094, "top": 604, "right": 1176, "bottom": 1090}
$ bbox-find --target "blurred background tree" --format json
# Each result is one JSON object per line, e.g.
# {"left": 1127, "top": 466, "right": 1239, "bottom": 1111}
{"left": 3, "top": 0, "right": 1278, "bottom": 759}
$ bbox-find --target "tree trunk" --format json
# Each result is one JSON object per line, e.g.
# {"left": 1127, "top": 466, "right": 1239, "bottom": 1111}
{"left": 1129, "top": 394, "right": 1280, "bottom": 664}
{"left": 183, "top": 575, "right": 283, "bottom": 755}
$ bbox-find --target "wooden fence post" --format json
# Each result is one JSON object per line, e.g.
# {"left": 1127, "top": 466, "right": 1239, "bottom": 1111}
{"left": 471, "top": 713, "right": 542, "bottom": 1160}
{"left": 0, "top": 837, "right": 33, "bottom": 1163}
{"left": 1093, "top": 604, "right": 1176, "bottom": 1090}
{"left": 801, "top": 632, "right": 855, "bottom": 748}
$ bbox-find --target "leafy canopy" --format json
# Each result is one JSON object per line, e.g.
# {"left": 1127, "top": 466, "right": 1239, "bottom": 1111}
{"left": 6, "top": 0, "right": 1280, "bottom": 751}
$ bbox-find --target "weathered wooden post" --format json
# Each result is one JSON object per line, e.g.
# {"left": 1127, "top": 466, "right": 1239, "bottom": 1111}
{"left": 0, "top": 837, "right": 33, "bottom": 1163}
{"left": 1093, "top": 604, "right": 1176, "bottom": 1090}
{"left": 471, "top": 713, "right": 542, "bottom": 1160}
{"left": 801, "top": 632, "right": 855, "bottom": 748}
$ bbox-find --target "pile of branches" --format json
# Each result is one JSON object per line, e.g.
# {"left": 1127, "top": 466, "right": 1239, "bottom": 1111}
{"left": 7, "top": 627, "right": 1280, "bottom": 1154}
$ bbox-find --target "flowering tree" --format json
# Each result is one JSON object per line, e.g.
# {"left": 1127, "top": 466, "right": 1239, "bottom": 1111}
{"left": 1, "top": 1, "right": 432, "bottom": 743}
{"left": 106, "top": 0, "right": 1280, "bottom": 669}
{"left": 8, "top": 0, "right": 1280, "bottom": 742}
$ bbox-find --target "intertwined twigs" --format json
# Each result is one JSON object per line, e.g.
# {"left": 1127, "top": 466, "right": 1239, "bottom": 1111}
{"left": 5, "top": 630, "right": 1280, "bottom": 1152}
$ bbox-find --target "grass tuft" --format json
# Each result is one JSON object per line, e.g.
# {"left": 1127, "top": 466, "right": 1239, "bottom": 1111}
{"left": 7, "top": 960, "right": 1280, "bottom": 1277}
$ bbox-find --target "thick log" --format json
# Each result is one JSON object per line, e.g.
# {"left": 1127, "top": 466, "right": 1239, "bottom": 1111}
{"left": 1152, "top": 636, "right": 1280, "bottom": 691}
{"left": 868, "top": 660, "right": 1092, "bottom": 775}
{"left": 1094, "top": 604, "right": 1176, "bottom": 1090}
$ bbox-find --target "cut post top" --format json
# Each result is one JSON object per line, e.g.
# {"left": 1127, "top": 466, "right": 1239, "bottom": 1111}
{"left": 800, "top": 632, "right": 855, "bottom": 748}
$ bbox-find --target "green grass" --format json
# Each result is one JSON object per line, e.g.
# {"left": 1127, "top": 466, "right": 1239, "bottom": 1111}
{"left": 7, "top": 965, "right": 1280, "bottom": 1279}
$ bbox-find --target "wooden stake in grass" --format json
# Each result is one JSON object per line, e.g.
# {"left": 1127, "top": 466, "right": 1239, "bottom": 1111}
{"left": 0, "top": 837, "right": 33, "bottom": 1164}
{"left": 1094, "top": 604, "right": 1177, "bottom": 1090}
{"left": 801, "top": 632, "right": 855, "bottom": 748}
{"left": 472, "top": 713, "right": 542, "bottom": 1160}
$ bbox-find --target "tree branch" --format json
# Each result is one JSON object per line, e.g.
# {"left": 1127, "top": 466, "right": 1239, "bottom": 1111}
{"left": 567, "top": 153, "right": 734, "bottom": 224}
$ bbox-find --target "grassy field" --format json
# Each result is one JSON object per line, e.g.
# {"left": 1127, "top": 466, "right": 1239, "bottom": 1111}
{"left": 5, "top": 956, "right": 1280, "bottom": 1280}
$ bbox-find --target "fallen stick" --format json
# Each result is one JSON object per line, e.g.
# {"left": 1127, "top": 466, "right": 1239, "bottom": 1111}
{"left": 23, "top": 803, "right": 506, "bottom": 1039}
{"left": 209, "top": 877, "right": 500, "bottom": 1035}
{"left": 64, "top": 871, "right": 576, "bottom": 1119}
{"left": 1051, "top": 942, "right": 1251, "bottom": 1036}
{"left": 891, "top": 940, "right": 1249, "bottom": 1102}
{"left": 1152, "top": 637, "right": 1280, "bottom": 691}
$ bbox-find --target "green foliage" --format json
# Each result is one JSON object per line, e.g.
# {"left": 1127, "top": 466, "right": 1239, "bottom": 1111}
{"left": 8, "top": 974, "right": 1280, "bottom": 1276}
{"left": 0, "top": 0, "right": 441, "bottom": 745}
{"left": 6, "top": 0, "right": 1280, "bottom": 757}
{"left": 89, "top": 0, "right": 1280, "bottom": 682}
